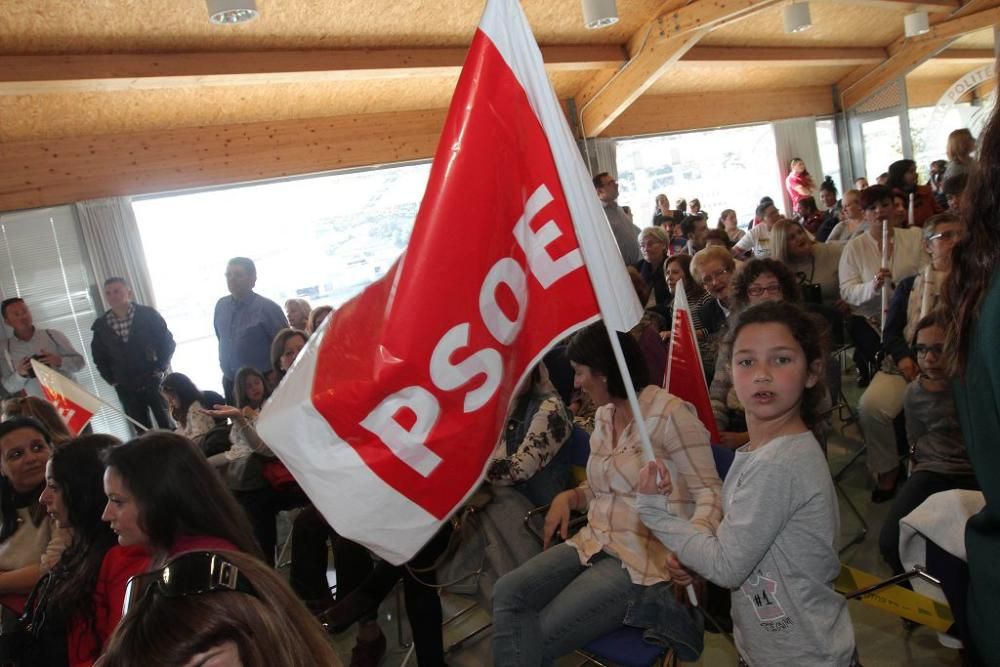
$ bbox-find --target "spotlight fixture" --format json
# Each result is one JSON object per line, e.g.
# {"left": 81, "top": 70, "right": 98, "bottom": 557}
{"left": 904, "top": 11, "right": 930, "bottom": 37}
{"left": 206, "top": 0, "right": 259, "bottom": 25}
{"left": 783, "top": 2, "right": 812, "bottom": 34}
{"left": 582, "top": 0, "right": 619, "bottom": 30}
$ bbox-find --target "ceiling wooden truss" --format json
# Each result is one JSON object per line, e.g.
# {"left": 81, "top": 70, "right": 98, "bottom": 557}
{"left": 0, "top": 0, "right": 996, "bottom": 211}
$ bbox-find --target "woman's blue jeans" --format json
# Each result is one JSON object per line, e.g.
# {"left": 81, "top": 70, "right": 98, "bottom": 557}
{"left": 492, "top": 543, "right": 634, "bottom": 667}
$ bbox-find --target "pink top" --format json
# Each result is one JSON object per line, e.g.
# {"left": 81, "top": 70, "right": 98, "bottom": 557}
{"left": 785, "top": 170, "right": 814, "bottom": 210}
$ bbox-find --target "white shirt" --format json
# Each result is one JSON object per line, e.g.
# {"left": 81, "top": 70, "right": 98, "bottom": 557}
{"left": 733, "top": 223, "right": 771, "bottom": 257}
{"left": 1, "top": 327, "right": 86, "bottom": 398}
{"left": 839, "top": 226, "right": 926, "bottom": 320}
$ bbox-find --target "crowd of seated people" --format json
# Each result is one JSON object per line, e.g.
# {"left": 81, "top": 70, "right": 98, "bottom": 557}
{"left": 0, "top": 126, "right": 990, "bottom": 667}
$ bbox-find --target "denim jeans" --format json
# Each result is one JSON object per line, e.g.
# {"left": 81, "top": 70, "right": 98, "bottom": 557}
{"left": 492, "top": 544, "right": 634, "bottom": 667}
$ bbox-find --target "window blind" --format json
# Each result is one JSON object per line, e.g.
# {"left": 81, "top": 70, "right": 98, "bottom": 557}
{"left": 0, "top": 205, "right": 131, "bottom": 440}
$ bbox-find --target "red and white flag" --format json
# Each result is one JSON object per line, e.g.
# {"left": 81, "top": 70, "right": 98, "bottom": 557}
{"left": 257, "top": 0, "right": 641, "bottom": 564}
{"left": 31, "top": 359, "right": 103, "bottom": 435}
{"left": 664, "top": 283, "right": 720, "bottom": 443}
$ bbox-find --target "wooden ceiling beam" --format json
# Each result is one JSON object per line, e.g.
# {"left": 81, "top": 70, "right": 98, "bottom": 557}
{"left": 577, "top": 0, "right": 783, "bottom": 138}
{"left": 838, "top": 0, "right": 1000, "bottom": 109}
{"left": 825, "top": 0, "right": 959, "bottom": 12}
{"left": 683, "top": 46, "right": 887, "bottom": 65}
{"left": 932, "top": 47, "right": 998, "bottom": 59}
{"left": 0, "top": 45, "right": 627, "bottom": 95}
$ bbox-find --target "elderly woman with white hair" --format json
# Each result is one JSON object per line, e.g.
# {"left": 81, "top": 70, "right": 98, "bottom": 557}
{"left": 636, "top": 226, "right": 671, "bottom": 308}
{"left": 283, "top": 298, "right": 312, "bottom": 331}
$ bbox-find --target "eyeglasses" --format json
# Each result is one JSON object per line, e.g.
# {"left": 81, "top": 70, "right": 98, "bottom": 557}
{"left": 927, "top": 230, "right": 961, "bottom": 242}
{"left": 702, "top": 268, "right": 731, "bottom": 285}
{"left": 914, "top": 344, "right": 944, "bottom": 357}
{"left": 122, "top": 552, "right": 258, "bottom": 615}
{"left": 747, "top": 284, "right": 783, "bottom": 297}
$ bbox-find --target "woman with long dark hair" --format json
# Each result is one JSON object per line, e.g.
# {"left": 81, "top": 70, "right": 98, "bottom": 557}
{"left": 102, "top": 432, "right": 261, "bottom": 568}
{"left": 21, "top": 434, "right": 147, "bottom": 665}
{"left": 942, "top": 110, "right": 1000, "bottom": 662}
{"left": 159, "top": 372, "right": 215, "bottom": 442}
{"left": 886, "top": 158, "right": 942, "bottom": 228}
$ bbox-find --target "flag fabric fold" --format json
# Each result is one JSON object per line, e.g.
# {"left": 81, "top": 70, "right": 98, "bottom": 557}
{"left": 31, "top": 359, "right": 103, "bottom": 435}
{"left": 664, "top": 283, "right": 721, "bottom": 443}
{"left": 257, "top": 0, "right": 640, "bottom": 564}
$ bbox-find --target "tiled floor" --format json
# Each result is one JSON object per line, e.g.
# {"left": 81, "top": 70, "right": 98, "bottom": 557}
{"left": 321, "top": 371, "right": 964, "bottom": 666}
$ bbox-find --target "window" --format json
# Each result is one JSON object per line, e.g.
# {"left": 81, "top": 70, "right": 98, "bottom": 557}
{"left": 909, "top": 103, "right": 976, "bottom": 183}
{"left": 616, "top": 124, "right": 781, "bottom": 227}
{"left": 0, "top": 206, "right": 130, "bottom": 440}
{"left": 132, "top": 163, "right": 430, "bottom": 393}
{"left": 861, "top": 116, "right": 903, "bottom": 185}
{"left": 815, "top": 119, "right": 843, "bottom": 195}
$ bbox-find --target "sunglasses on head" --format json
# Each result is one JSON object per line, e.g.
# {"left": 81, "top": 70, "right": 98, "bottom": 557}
{"left": 123, "top": 551, "right": 258, "bottom": 616}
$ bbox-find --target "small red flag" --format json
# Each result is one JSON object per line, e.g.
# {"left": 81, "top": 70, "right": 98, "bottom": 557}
{"left": 665, "top": 283, "right": 721, "bottom": 442}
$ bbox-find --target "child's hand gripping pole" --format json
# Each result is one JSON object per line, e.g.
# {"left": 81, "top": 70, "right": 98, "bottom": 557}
{"left": 638, "top": 461, "right": 699, "bottom": 607}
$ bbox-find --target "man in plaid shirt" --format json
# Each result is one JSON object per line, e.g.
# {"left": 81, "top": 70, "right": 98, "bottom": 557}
{"left": 91, "top": 277, "right": 176, "bottom": 433}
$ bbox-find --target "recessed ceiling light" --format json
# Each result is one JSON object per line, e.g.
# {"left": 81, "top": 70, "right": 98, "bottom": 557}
{"left": 207, "top": 0, "right": 259, "bottom": 25}
{"left": 582, "top": 0, "right": 619, "bottom": 30}
{"left": 783, "top": 2, "right": 812, "bottom": 34}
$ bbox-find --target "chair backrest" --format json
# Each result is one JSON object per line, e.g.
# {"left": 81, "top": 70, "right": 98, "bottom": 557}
{"left": 568, "top": 425, "right": 591, "bottom": 486}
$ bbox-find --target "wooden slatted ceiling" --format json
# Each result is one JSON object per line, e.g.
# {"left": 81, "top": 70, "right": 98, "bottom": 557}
{"left": 650, "top": 63, "right": 858, "bottom": 94}
{"left": 0, "top": 71, "right": 598, "bottom": 142}
{"left": 0, "top": 0, "right": 666, "bottom": 53}
{"left": 951, "top": 26, "right": 998, "bottom": 47}
{"left": 699, "top": 3, "right": 912, "bottom": 47}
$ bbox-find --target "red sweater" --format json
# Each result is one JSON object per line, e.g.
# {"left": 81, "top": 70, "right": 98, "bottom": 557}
{"left": 67, "top": 545, "right": 148, "bottom": 667}
{"left": 67, "top": 536, "right": 240, "bottom": 666}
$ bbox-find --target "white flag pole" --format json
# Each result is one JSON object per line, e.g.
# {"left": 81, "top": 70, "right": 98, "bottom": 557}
{"left": 87, "top": 393, "right": 150, "bottom": 433}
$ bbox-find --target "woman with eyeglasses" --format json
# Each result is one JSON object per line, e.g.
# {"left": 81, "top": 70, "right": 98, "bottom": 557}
{"left": 98, "top": 549, "right": 341, "bottom": 667}
{"left": 858, "top": 213, "right": 963, "bottom": 504}
{"left": 0, "top": 418, "right": 66, "bottom": 621}
{"left": 19, "top": 434, "right": 147, "bottom": 666}
{"left": 102, "top": 431, "right": 261, "bottom": 569}
{"left": 1, "top": 396, "right": 73, "bottom": 447}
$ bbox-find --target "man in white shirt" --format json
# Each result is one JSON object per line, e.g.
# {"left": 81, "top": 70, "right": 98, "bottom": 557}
{"left": 593, "top": 172, "right": 641, "bottom": 265}
{"left": 732, "top": 201, "right": 781, "bottom": 258}
{"left": 0, "top": 298, "right": 86, "bottom": 398}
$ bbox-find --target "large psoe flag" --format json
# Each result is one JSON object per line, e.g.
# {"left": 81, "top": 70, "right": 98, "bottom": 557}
{"left": 257, "top": 0, "right": 641, "bottom": 564}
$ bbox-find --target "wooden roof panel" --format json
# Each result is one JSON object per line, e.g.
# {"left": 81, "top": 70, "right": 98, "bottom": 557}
{"left": 907, "top": 58, "right": 991, "bottom": 80}
{"left": 699, "top": 3, "right": 908, "bottom": 48}
{"left": 648, "top": 62, "right": 856, "bottom": 94}
{"left": 0, "top": 69, "right": 599, "bottom": 142}
{"left": 0, "top": 0, "right": 666, "bottom": 54}
{"left": 951, "top": 26, "right": 996, "bottom": 48}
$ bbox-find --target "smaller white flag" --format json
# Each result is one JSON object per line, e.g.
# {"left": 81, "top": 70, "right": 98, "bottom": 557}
{"left": 31, "top": 360, "right": 102, "bottom": 435}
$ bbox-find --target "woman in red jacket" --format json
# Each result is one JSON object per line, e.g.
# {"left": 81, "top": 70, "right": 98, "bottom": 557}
{"left": 21, "top": 435, "right": 146, "bottom": 666}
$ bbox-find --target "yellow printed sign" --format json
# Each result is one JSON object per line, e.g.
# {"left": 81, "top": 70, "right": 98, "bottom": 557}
{"left": 835, "top": 565, "right": 954, "bottom": 632}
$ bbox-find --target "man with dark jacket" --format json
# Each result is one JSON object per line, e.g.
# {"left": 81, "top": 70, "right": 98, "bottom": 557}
{"left": 91, "top": 277, "right": 175, "bottom": 432}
